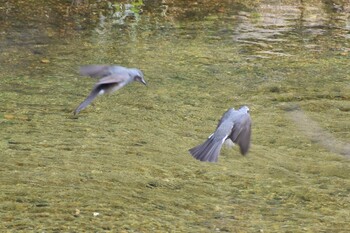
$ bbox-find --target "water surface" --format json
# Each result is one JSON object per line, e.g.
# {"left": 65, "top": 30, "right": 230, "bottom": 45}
{"left": 0, "top": 0, "right": 349, "bottom": 232}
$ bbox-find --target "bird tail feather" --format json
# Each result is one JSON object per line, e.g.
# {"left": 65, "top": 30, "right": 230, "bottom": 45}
{"left": 189, "top": 137, "right": 223, "bottom": 162}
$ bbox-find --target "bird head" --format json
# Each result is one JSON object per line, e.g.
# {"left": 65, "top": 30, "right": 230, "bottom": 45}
{"left": 130, "top": 68, "right": 147, "bottom": 85}
{"left": 239, "top": 105, "right": 250, "bottom": 113}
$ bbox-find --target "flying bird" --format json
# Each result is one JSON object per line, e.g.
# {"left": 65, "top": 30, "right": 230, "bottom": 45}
{"left": 189, "top": 106, "right": 252, "bottom": 162}
{"left": 74, "top": 65, "right": 146, "bottom": 115}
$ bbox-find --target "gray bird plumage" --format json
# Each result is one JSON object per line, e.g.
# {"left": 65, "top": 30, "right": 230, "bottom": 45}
{"left": 74, "top": 65, "right": 146, "bottom": 115}
{"left": 189, "top": 106, "right": 252, "bottom": 162}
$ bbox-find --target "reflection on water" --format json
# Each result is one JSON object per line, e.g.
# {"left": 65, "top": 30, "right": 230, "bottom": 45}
{"left": 232, "top": 0, "right": 349, "bottom": 57}
{"left": 1, "top": 0, "right": 349, "bottom": 63}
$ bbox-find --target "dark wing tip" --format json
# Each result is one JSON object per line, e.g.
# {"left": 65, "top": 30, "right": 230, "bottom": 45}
{"left": 230, "top": 114, "right": 252, "bottom": 155}
{"left": 238, "top": 118, "right": 252, "bottom": 155}
{"left": 238, "top": 140, "right": 250, "bottom": 155}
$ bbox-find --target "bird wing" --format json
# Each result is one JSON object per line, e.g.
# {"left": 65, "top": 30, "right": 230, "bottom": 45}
{"left": 229, "top": 114, "right": 252, "bottom": 155}
{"left": 91, "top": 73, "right": 131, "bottom": 94}
{"left": 80, "top": 65, "right": 112, "bottom": 78}
{"left": 215, "top": 108, "right": 234, "bottom": 130}
{"left": 95, "top": 73, "right": 129, "bottom": 85}
{"left": 74, "top": 87, "right": 101, "bottom": 115}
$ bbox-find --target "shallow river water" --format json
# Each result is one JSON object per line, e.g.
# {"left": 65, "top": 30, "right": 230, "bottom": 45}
{"left": 0, "top": 0, "right": 349, "bottom": 232}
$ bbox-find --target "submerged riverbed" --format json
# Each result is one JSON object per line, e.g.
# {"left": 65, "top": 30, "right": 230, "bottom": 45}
{"left": 0, "top": 0, "right": 349, "bottom": 232}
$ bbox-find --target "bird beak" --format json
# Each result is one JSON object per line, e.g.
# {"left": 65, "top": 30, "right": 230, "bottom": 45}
{"left": 135, "top": 75, "right": 147, "bottom": 86}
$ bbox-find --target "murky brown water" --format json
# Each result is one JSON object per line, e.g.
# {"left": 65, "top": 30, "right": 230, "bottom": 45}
{"left": 1, "top": 0, "right": 349, "bottom": 232}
